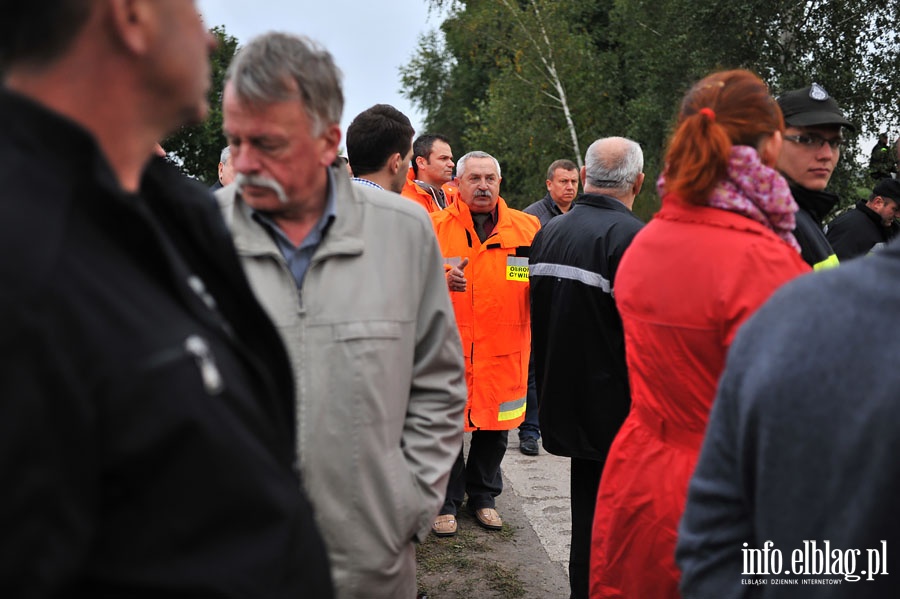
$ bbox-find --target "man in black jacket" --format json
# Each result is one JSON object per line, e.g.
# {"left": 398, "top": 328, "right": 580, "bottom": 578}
{"left": 523, "top": 159, "right": 580, "bottom": 225}
{"left": 0, "top": 1, "right": 332, "bottom": 597}
{"left": 826, "top": 178, "right": 900, "bottom": 260}
{"left": 529, "top": 137, "right": 645, "bottom": 599}
{"left": 518, "top": 158, "right": 580, "bottom": 456}
{"left": 776, "top": 83, "right": 855, "bottom": 270}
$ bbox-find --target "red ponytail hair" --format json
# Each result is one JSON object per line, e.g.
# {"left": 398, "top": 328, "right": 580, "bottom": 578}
{"left": 663, "top": 70, "right": 784, "bottom": 204}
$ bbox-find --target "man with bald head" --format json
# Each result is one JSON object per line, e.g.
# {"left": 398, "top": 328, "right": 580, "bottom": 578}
{"left": 529, "top": 137, "right": 646, "bottom": 599}
{"left": 0, "top": 1, "right": 332, "bottom": 596}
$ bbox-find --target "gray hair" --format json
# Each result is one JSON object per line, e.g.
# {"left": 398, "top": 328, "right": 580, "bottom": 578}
{"left": 225, "top": 32, "right": 344, "bottom": 136}
{"left": 583, "top": 137, "right": 643, "bottom": 191}
{"left": 219, "top": 146, "right": 231, "bottom": 165}
{"left": 456, "top": 151, "right": 501, "bottom": 179}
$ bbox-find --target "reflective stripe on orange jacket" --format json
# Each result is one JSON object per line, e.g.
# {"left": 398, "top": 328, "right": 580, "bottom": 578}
{"left": 401, "top": 167, "right": 459, "bottom": 213}
{"left": 431, "top": 197, "right": 540, "bottom": 431}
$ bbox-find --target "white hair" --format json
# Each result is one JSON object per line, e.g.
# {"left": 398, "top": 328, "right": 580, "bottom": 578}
{"left": 456, "top": 150, "right": 501, "bottom": 179}
{"left": 583, "top": 137, "right": 643, "bottom": 191}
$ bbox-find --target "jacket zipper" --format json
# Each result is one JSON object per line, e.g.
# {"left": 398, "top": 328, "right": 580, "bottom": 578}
{"left": 184, "top": 335, "right": 224, "bottom": 395}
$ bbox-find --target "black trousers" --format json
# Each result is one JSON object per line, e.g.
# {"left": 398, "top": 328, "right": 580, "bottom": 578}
{"left": 440, "top": 430, "right": 509, "bottom": 515}
{"left": 569, "top": 457, "right": 605, "bottom": 599}
{"left": 518, "top": 353, "right": 540, "bottom": 440}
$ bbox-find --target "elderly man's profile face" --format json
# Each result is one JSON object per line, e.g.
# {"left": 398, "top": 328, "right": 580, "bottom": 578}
{"left": 218, "top": 153, "right": 235, "bottom": 186}
{"left": 221, "top": 81, "right": 339, "bottom": 213}
{"left": 458, "top": 157, "right": 501, "bottom": 214}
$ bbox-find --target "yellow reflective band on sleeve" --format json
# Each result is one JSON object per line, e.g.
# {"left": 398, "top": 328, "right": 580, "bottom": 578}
{"left": 498, "top": 397, "right": 527, "bottom": 421}
{"left": 506, "top": 256, "right": 530, "bottom": 281}
{"left": 813, "top": 254, "right": 839, "bottom": 271}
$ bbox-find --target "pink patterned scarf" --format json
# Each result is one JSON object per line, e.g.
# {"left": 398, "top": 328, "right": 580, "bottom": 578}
{"left": 659, "top": 145, "right": 801, "bottom": 252}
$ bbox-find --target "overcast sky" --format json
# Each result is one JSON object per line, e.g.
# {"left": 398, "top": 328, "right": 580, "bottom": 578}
{"left": 197, "top": 0, "right": 445, "bottom": 142}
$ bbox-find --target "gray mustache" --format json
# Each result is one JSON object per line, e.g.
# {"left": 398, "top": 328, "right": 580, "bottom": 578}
{"left": 474, "top": 189, "right": 492, "bottom": 197}
{"left": 235, "top": 173, "right": 290, "bottom": 204}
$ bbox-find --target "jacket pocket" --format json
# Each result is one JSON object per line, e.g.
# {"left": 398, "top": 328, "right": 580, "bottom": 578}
{"left": 333, "top": 320, "right": 402, "bottom": 342}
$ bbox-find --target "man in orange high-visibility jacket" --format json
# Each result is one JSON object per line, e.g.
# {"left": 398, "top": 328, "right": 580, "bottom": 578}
{"left": 402, "top": 134, "right": 459, "bottom": 213}
{"left": 429, "top": 151, "right": 540, "bottom": 538}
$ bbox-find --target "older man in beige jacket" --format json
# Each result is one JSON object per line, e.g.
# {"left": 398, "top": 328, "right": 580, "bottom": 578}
{"left": 216, "top": 33, "right": 466, "bottom": 599}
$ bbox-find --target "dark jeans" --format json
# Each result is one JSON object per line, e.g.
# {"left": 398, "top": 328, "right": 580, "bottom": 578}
{"left": 518, "top": 353, "right": 540, "bottom": 441}
{"left": 441, "top": 430, "right": 509, "bottom": 515}
{"left": 569, "top": 457, "right": 605, "bottom": 599}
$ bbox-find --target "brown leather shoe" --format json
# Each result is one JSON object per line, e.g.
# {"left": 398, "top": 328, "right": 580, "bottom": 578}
{"left": 432, "top": 514, "right": 458, "bottom": 537}
{"left": 473, "top": 507, "right": 503, "bottom": 530}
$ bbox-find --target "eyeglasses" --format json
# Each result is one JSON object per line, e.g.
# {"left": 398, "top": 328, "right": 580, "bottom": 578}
{"left": 783, "top": 134, "right": 844, "bottom": 151}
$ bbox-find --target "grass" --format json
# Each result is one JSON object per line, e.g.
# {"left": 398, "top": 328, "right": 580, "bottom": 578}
{"left": 416, "top": 518, "right": 525, "bottom": 598}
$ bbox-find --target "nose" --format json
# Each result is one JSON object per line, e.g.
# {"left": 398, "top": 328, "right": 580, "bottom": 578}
{"left": 232, "top": 145, "right": 260, "bottom": 174}
{"left": 815, "top": 141, "right": 837, "bottom": 161}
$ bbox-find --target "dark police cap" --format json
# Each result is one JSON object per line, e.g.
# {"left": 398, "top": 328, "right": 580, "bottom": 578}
{"left": 776, "top": 83, "right": 855, "bottom": 132}
{"left": 873, "top": 178, "right": 900, "bottom": 204}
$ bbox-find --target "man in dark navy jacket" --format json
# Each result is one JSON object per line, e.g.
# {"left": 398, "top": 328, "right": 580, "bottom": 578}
{"left": 518, "top": 158, "right": 580, "bottom": 455}
{"left": 529, "top": 137, "right": 645, "bottom": 599}
{"left": 826, "top": 178, "right": 900, "bottom": 260}
{"left": 0, "top": 1, "right": 332, "bottom": 597}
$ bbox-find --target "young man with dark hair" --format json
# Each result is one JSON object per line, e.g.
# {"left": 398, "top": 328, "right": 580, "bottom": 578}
{"left": 776, "top": 83, "right": 855, "bottom": 270}
{"left": 402, "top": 133, "right": 458, "bottom": 212}
{"left": 346, "top": 103, "right": 414, "bottom": 193}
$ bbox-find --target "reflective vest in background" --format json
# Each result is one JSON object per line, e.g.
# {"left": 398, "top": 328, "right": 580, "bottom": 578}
{"left": 431, "top": 197, "right": 540, "bottom": 431}
{"left": 401, "top": 167, "right": 459, "bottom": 213}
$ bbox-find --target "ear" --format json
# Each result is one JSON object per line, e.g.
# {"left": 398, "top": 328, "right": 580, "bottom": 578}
{"left": 107, "top": 0, "right": 156, "bottom": 55}
{"left": 387, "top": 152, "right": 402, "bottom": 175}
{"left": 758, "top": 131, "right": 783, "bottom": 167}
{"left": 546, "top": 179, "right": 553, "bottom": 192}
{"left": 632, "top": 172, "right": 645, "bottom": 197}
{"left": 580, "top": 165, "right": 587, "bottom": 186}
{"left": 317, "top": 123, "right": 342, "bottom": 168}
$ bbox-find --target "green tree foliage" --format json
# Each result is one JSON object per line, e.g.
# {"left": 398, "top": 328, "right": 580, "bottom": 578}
{"left": 403, "top": 0, "right": 617, "bottom": 208}
{"left": 401, "top": 0, "right": 900, "bottom": 218}
{"left": 463, "top": 0, "right": 622, "bottom": 209}
{"left": 162, "top": 26, "right": 238, "bottom": 184}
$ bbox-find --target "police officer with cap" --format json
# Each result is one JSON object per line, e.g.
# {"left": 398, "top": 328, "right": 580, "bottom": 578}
{"left": 776, "top": 83, "right": 855, "bottom": 270}
{"left": 825, "top": 178, "right": 900, "bottom": 260}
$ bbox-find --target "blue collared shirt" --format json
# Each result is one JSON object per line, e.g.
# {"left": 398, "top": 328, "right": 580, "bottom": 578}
{"left": 351, "top": 177, "right": 383, "bottom": 190}
{"left": 250, "top": 169, "right": 338, "bottom": 291}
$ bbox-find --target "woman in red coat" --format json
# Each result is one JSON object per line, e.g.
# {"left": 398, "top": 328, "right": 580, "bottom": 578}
{"left": 589, "top": 70, "right": 811, "bottom": 598}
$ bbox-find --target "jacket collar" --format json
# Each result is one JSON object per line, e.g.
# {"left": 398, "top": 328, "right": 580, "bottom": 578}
{"left": 574, "top": 193, "right": 634, "bottom": 215}
{"left": 447, "top": 195, "right": 520, "bottom": 247}
{"left": 541, "top": 193, "right": 564, "bottom": 217}
{"left": 854, "top": 199, "right": 888, "bottom": 229}
{"left": 789, "top": 183, "right": 839, "bottom": 223}
{"left": 0, "top": 87, "right": 167, "bottom": 203}
{"left": 657, "top": 194, "right": 786, "bottom": 238}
